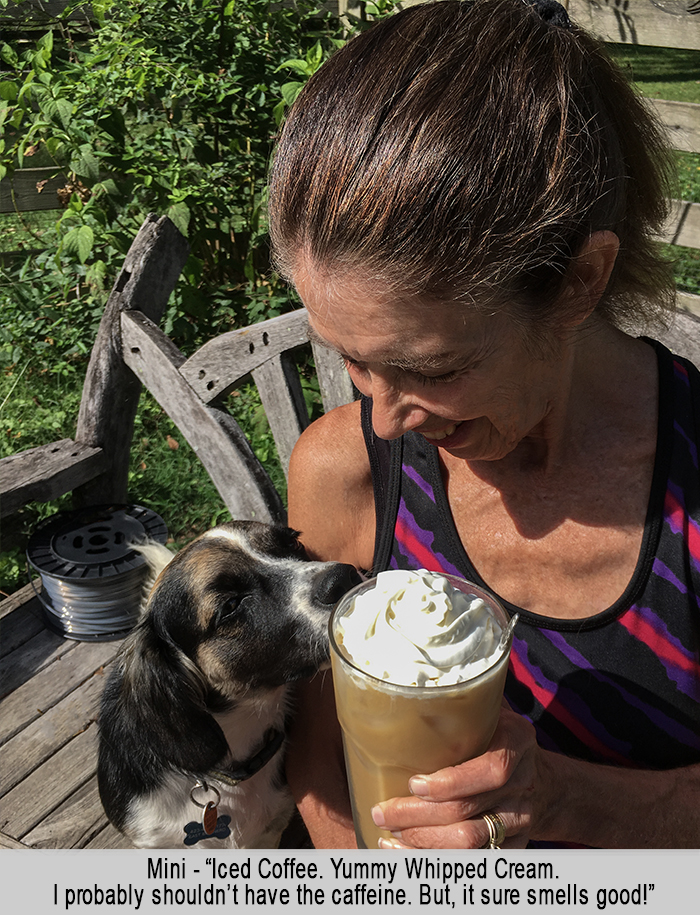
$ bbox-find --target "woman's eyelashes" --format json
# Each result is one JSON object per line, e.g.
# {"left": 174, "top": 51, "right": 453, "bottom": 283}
{"left": 342, "top": 355, "right": 468, "bottom": 386}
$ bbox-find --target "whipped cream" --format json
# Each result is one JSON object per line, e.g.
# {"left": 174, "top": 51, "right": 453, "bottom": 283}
{"left": 336, "top": 569, "right": 507, "bottom": 687}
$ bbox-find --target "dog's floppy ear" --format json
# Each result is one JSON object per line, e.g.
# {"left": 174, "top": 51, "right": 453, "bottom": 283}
{"left": 98, "top": 614, "right": 230, "bottom": 820}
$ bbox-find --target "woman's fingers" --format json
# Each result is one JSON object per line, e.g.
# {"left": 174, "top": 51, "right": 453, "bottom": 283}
{"left": 376, "top": 809, "right": 530, "bottom": 850}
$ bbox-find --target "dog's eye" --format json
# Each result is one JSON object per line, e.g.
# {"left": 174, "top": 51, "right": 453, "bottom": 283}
{"left": 214, "top": 595, "right": 247, "bottom": 627}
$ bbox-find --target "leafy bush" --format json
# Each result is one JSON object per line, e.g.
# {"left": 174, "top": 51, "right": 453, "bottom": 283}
{"left": 0, "top": 0, "right": 357, "bottom": 353}
{"left": 0, "top": 0, "right": 396, "bottom": 594}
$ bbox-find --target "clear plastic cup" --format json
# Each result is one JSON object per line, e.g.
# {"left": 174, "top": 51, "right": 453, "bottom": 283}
{"left": 329, "top": 573, "right": 513, "bottom": 849}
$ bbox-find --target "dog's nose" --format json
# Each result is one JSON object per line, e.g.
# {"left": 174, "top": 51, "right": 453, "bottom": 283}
{"left": 313, "top": 563, "right": 362, "bottom": 606}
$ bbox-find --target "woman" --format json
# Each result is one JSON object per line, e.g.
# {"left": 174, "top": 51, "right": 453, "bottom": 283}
{"left": 267, "top": 0, "right": 700, "bottom": 847}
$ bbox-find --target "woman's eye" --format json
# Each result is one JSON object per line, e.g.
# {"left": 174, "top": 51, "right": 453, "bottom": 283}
{"left": 415, "top": 369, "right": 461, "bottom": 386}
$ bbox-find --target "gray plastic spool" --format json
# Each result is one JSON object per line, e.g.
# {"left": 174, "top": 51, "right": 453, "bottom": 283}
{"left": 26, "top": 504, "right": 168, "bottom": 641}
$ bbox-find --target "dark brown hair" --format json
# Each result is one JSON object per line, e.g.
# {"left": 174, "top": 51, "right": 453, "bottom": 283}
{"left": 268, "top": 0, "right": 676, "bottom": 329}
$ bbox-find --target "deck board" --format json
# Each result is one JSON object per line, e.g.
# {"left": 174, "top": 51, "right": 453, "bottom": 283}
{"left": 0, "top": 638, "right": 119, "bottom": 744}
{"left": 0, "top": 584, "right": 128, "bottom": 849}
{"left": 0, "top": 663, "right": 109, "bottom": 794}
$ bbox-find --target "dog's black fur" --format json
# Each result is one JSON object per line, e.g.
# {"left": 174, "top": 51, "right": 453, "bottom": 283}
{"left": 97, "top": 521, "right": 359, "bottom": 848}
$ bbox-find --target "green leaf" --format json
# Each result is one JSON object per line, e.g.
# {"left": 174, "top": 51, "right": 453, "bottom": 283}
{"left": 62, "top": 225, "right": 94, "bottom": 264}
{"left": 276, "top": 59, "right": 311, "bottom": 76}
{"left": 166, "top": 201, "right": 190, "bottom": 237}
{"left": 70, "top": 145, "right": 100, "bottom": 181}
{"left": 280, "top": 81, "right": 303, "bottom": 107}
{"left": 0, "top": 43, "right": 19, "bottom": 69}
{"left": 0, "top": 81, "right": 17, "bottom": 102}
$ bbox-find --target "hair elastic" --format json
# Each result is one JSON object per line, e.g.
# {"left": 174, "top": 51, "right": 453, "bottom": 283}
{"left": 528, "top": 0, "right": 572, "bottom": 29}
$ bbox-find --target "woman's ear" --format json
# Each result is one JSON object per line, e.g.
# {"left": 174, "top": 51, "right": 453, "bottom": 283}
{"left": 562, "top": 230, "right": 620, "bottom": 326}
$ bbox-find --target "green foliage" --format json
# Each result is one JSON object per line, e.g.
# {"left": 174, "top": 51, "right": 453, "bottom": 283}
{"left": 0, "top": 0, "right": 364, "bottom": 347}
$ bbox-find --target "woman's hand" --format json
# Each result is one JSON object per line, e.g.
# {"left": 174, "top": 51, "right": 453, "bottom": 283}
{"left": 371, "top": 703, "right": 557, "bottom": 849}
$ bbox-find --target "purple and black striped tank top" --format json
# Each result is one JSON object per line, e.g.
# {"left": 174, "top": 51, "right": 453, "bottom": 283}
{"left": 362, "top": 339, "right": 700, "bottom": 770}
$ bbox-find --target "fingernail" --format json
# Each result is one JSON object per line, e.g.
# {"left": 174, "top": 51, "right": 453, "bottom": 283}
{"left": 409, "top": 776, "right": 429, "bottom": 797}
{"left": 371, "top": 805, "right": 385, "bottom": 827}
{"left": 378, "top": 837, "right": 403, "bottom": 849}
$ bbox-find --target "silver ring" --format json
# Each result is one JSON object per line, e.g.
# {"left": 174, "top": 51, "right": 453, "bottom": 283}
{"left": 482, "top": 811, "right": 507, "bottom": 849}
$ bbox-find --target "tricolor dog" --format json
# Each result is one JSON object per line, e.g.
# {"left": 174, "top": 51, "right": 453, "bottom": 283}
{"left": 97, "top": 521, "right": 359, "bottom": 848}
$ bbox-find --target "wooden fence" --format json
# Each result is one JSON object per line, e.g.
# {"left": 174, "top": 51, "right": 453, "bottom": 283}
{"left": 1, "top": 0, "right": 700, "bottom": 315}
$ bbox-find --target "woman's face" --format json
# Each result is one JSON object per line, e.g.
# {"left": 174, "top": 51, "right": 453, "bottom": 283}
{"left": 294, "top": 266, "right": 574, "bottom": 463}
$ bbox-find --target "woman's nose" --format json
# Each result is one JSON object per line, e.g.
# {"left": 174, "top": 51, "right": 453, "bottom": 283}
{"left": 367, "top": 373, "right": 429, "bottom": 440}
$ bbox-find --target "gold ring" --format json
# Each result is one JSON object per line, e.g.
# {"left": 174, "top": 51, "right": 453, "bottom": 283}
{"left": 482, "top": 811, "right": 506, "bottom": 849}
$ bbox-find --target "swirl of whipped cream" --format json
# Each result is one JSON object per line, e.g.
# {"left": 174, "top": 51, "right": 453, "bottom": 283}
{"left": 337, "top": 569, "right": 506, "bottom": 687}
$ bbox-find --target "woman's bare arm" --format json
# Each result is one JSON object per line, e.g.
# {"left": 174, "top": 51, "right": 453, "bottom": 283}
{"left": 285, "top": 400, "right": 375, "bottom": 848}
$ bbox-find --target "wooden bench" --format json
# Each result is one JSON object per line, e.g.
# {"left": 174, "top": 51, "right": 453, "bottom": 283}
{"left": 0, "top": 213, "right": 354, "bottom": 849}
{"left": 2, "top": 202, "right": 700, "bottom": 849}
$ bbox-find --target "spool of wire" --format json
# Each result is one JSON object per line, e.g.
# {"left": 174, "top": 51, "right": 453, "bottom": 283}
{"left": 26, "top": 504, "right": 168, "bottom": 641}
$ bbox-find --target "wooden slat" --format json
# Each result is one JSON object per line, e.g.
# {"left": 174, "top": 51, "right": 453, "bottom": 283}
{"left": 0, "top": 661, "right": 109, "bottom": 795}
{"left": 0, "top": 438, "right": 106, "bottom": 517}
{"left": 651, "top": 99, "right": 700, "bottom": 155}
{"left": 656, "top": 308, "right": 700, "bottom": 368}
{"left": 0, "top": 0, "right": 91, "bottom": 23}
{"left": 568, "top": 0, "right": 700, "bottom": 51}
{"left": 677, "top": 290, "right": 700, "bottom": 318}
{"left": 252, "top": 353, "right": 309, "bottom": 476}
{"left": 0, "top": 167, "right": 67, "bottom": 215}
{"left": 0, "top": 625, "right": 73, "bottom": 698}
{"left": 0, "top": 639, "right": 118, "bottom": 745}
{"left": 74, "top": 214, "right": 190, "bottom": 507}
{"left": 121, "top": 310, "right": 285, "bottom": 523}
{"left": 311, "top": 341, "right": 355, "bottom": 414}
{"left": 83, "top": 821, "right": 135, "bottom": 849}
{"left": 0, "top": 832, "right": 29, "bottom": 848}
{"left": 179, "top": 309, "right": 311, "bottom": 403}
{"left": 21, "top": 775, "right": 109, "bottom": 849}
{"left": 0, "top": 724, "right": 98, "bottom": 839}
{"left": 0, "top": 582, "right": 41, "bottom": 622}
{"left": 661, "top": 199, "right": 700, "bottom": 249}
{"left": 0, "top": 601, "right": 45, "bottom": 660}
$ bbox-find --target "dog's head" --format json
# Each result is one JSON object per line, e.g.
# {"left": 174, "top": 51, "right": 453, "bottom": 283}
{"left": 132, "top": 520, "right": 360, "bottom": 704}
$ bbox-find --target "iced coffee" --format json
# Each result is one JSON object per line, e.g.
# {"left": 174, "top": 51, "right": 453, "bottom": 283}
{"left": 329, "top": 569, "right": 514, "bottom": 848}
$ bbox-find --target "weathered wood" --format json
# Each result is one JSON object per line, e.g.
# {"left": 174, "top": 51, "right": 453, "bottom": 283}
{"left": 677, "top": 291, "right": 700, "bottom": 319}
{"left": 0, "top": 624, "right": 73, "bottom": 698}
{"left": 656, "top": 309, "right": 700, "bottom": 368}
{"left": 0, "top": 662, "right": 109, "bottom": 795}
{"left": 567, "top": 0, "right": 700, "bottom": 51}
{"left": 121, "top": 310, "right": 285, "bottom": 523}
{"left": 311, "top": 341, "right": 356, "bottom": 414}
{"left": 83, "top": 822, "right": 135, "bottom": 849}
{"left": 0, "top": 581, "right": 42, "bottom": 621}
{"left": 252, "top": 353, "right": 310, "bottom": 476}
{"left": 0, "top": 167, "right": 68, "bottom": 215}
{"left": 0, "top": 438, "right": 106, "bottom": 517}
{"left": 0, "top": 832, "right": 29, "bottom": 849}
{"left": 0, "top": 724, "right": 98, "bottom": 839}
{"left": 0, "top": 639, "right": 118, "bottom": 745}
{"left": 0, "top": 0, "right": 91, "bottom": 24}
{"left": 73, "top": 214, "right": 190, "bottom": 507}
{"left": 179, "top": 309, "right": 311, "bottom": 403}
{"left": 0, "top": 600, "right": 45, "bottom": 660}
{"left": 661, "top": 199, "right": 700, "bottom": 250}
{"left": 651, "top": 99, "right": 700, "bottom": 155}
{"left": 21, "top": 775, "right": 109, "bottom": 849}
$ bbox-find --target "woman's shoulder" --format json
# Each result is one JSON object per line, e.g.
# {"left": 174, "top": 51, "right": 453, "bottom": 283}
{"left": 287, "top": 400, "right": 376, "bottom": 567}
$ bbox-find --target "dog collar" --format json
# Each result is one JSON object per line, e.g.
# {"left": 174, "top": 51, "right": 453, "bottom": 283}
{"left": 209, "top": 727, "right": 285, "bottom": 787}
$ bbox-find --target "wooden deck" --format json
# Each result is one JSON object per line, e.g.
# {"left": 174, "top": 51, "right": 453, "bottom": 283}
{"left": 0, "top": 582, "right": 134, "bottom": 850}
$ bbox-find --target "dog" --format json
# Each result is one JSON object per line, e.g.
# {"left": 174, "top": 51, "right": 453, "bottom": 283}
{"left": 97, "top": 520, "right": 360, "bottom": 848}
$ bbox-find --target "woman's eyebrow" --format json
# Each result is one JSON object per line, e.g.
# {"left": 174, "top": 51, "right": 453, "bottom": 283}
{"left": 306, "top": 324, "right": 464, "bottom": 372}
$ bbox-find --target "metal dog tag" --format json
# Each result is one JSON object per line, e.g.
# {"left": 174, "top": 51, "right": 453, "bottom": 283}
{"left": 202, "top": 800, "right": 218, "bottom": 835}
